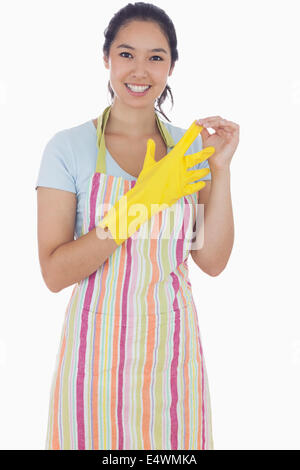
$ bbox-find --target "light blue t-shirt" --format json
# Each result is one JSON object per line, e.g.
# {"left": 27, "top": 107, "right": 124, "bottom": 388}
{"left": 35, "top": 117, "right": 211, "bottom": 240}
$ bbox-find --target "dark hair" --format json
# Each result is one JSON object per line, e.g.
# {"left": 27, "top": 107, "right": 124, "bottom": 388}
{"left": 103, "top": 2, "right": 179, "bottom": 122}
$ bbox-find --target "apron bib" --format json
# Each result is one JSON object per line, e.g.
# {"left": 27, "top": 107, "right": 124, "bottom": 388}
{"left": 45, "top": 105, "right": 213, "bottom": 450}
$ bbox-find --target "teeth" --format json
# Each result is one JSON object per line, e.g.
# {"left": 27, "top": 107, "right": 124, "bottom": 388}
{"left": 126, "top": 84, "right": 150, "bottom": 92}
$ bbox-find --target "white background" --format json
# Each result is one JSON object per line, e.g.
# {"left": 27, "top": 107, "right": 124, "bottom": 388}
{"left": 0, "top": 0, "right": 299, "bottom": 450}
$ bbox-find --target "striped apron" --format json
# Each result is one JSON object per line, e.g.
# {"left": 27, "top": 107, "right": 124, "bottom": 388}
{"left": 45, "top": 105, "right": 214, "bottom": 450}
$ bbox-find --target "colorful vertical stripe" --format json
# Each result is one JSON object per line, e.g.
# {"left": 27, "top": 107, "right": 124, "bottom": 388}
{"left": 45, "top": 170, "right": 213, "bottom": 450}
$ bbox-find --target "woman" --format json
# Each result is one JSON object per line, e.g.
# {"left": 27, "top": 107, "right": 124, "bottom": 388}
{"left": 35, "top": 2, "right": 238, "bottom": 450}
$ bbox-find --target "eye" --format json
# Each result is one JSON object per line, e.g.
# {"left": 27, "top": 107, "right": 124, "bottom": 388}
{"left": 119, "top": 52, "right": 132, "bottom": 59}
{"left": 119, "top": 52, "right": 163, "bottom": 61}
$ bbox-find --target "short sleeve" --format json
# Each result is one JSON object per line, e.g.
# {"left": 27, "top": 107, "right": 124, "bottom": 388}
{"left": 189, "top": 132, "right": 211, "bottom": 182}
{"left": 35, "top": 131, "right": 76, "bottom": 193}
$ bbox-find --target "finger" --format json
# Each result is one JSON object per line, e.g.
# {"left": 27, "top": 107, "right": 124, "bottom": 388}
{"left": 186, "top": 168, "right": 210, "bottom": 184}
{"left": 185, "top": 146, "right": 215, "bottom": 168}
{"left": 172, "top": 121, "right": 203, "bottom": 156}
{"left": 142, "top": 138, "right": 156, "bottom": 171}
{"left": 215, "top": 128, "right": 228, "bottom": 138}
{"left": 228, "top": 121, "right": 240, "bottom": 132}
{"left": 199, "top": 117, "right": 238, "bottom": 130}
{"left": 200, "top": 127, "right": 211, "bottom": 138}
{"left": 198, "top": 116, "right": 221, "bottom": 121}
{"left": 183, "top": 180, "right": 206, "bottom": 197}
{"left": 138, "top": 139, "right": 156, "bottom": 183}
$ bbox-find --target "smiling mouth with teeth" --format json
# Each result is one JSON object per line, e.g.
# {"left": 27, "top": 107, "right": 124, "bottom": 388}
{"left": 125, "top": 83, "right": 151, "bottom": 91}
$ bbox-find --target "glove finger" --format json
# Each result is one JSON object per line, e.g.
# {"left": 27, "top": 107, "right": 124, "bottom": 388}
{"left": 185, "top": 168, "right": 210, "bottom": 184}
{"left": 142, "top": 138, "right": 156, "bottom": 171}
{"left": 185, "top": 146, "right": 215, "bottom": 168}
{"left": 172, "top": 121, "right": 203, "bottom": 156}
{"left": 182, "top": 180, "right": 206, "bottom": 196}
{"left": 137, "top": 139, "right": 156, "bottom": 183}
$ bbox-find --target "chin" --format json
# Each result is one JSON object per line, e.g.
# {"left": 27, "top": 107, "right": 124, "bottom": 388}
{"left": 120, "top": 96, "right": 156, "bottom": 107}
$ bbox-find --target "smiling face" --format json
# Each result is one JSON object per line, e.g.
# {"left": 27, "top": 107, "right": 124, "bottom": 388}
{"left": 103, "top": 20, "right": 174, "bottom": 108}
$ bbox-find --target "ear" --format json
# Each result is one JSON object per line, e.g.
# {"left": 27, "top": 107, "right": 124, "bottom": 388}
{"left": 103, "top": 55, "right": 109, "bottom": 70}
{"left": 169, "top": 63, "right": 175, "bottom": 77}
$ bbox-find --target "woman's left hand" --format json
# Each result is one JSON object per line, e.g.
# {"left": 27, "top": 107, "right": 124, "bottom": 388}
{"left": 196, "top": 116, "right": 240, "bottom": 171}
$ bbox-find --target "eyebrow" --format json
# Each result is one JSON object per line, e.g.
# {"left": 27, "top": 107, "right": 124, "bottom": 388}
{"left": 116, "top": 43, "right": 168, "bottom": 54}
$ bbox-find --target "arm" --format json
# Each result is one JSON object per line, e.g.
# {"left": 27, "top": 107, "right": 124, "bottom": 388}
{"left": 37, "top": 187, "right": 118, "bottom": 293}
{"left": 190, "top": 167, "right": 234, "bottom": 276}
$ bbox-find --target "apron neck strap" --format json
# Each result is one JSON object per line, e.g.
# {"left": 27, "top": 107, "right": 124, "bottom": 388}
{"left": 95, "top": 105, "right": 175, "bottom": 174}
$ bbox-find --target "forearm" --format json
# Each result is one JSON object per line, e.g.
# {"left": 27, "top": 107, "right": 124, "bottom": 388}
{"left": 193, "top": 167, "right": 234, "bottom": 275}
{"left": 46, "top": 227, "right": 118, "bottom": 293}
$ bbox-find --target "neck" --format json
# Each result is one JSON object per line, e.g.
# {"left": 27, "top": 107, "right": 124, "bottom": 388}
{"left": 105, "top": 100, "right": 159, "bottom": 138}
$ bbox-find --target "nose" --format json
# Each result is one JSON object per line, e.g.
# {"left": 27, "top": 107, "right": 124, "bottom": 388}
{"left": 130, "top": 58, "right": 150, "bottom": 78}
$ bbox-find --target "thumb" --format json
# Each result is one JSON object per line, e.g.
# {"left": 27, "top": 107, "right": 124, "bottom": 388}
{"left": 200, "top": 128, "right": 210, "bottom": 147}
{"left": 141, "top": 138, "right": 156, "bottom": 172}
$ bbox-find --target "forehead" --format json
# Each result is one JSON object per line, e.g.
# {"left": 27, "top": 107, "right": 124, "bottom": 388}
{"left": 113, "top": 20, "right": 169, "bottom": 49}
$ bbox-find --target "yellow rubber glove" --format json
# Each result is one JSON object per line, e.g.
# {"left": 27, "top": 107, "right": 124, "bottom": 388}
{"left": 98, "top": 121, "right": 215, "bottom": 245}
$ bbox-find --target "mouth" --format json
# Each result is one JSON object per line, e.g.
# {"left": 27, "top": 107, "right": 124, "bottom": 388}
{"left": 125, "top": 83, "right": 152, "bottom": 96}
